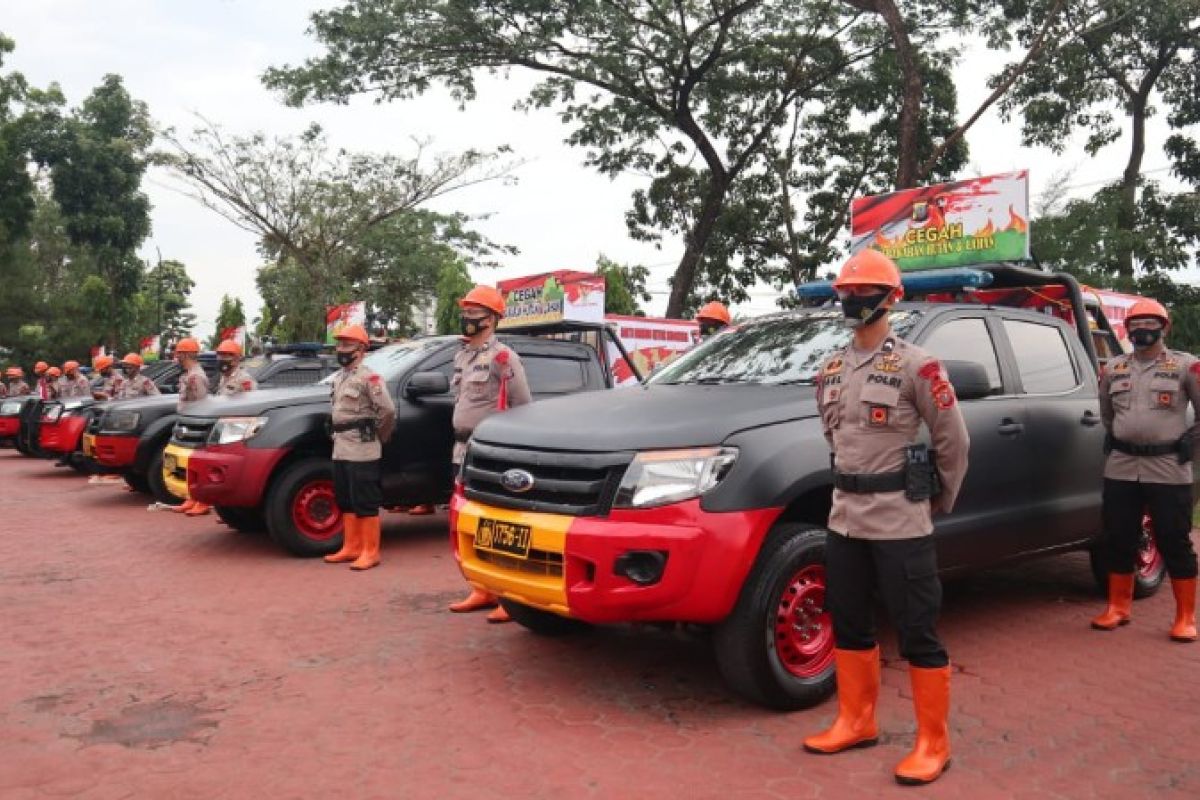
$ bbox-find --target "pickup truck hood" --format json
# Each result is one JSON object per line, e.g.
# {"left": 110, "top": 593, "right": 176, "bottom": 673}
{"left": 181, "top": 385, "right": 331, "bottom": 418}
{"left": 474, "top": 384, "right": 819, "bottom": 452}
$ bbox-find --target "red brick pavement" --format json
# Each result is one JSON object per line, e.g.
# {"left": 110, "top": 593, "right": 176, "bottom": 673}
{"left": 1, "top": 449, "right": 1198, "bottom": 799}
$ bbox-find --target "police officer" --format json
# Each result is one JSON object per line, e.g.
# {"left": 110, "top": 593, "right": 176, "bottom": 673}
{"left": 447, "top": 285, "right": 533, "bottom": 622}
{"left": 173, "top": 338, "right": 212, "bottom": 516}
{"left": 803, "top": 250, "right": 970, "bottom": 786}
{"left": 695, "top": 301, "right": 732, "bottom": 338}
{"left": 215, "top": 340, "right": 257, "bottom": 395}
{"left": 322, "top": 324, "right": 397, "bottom": 571}
{"left": 6, "top": 367, "right": 30, "bottom": 396}
{"left": 32, "top": 362, "right": 51, "bottom": 400}
{"left": 1092, "top": 299, "right": 1199, "bottom": 642}
{"left": 113, "top": 353, "right": 159, "bottom": 399}
{"left": 57, "top": 361, "right": 91, "bottom": 399}
{"left": 90, "top": 356, "right": 118, "bottom": 400}
{"left": 44, "top": 366, "right": 62, "bottom": 399}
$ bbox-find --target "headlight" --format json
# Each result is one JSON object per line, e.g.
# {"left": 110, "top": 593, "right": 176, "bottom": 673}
{"left": 614, "top": 447, "right": 738, "bottom": 509}
{"left": 0, "top": 400, "right": 20, "bottom": 415}
{"left": 105, "top": 410, "right": 141, "bottom": 432}
{"left": 44, "top": 405, "right": 63, "bottom": 422}
{"left": 209, "top": 416, "right": 268, "bottom": 445}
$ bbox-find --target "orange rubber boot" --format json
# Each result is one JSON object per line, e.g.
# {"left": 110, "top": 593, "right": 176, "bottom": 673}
{"left": 894, "top": 665, "right": 952, "bottom": 785}
{"left": 486, "top": 604, "right": 512, "bottom": 624}
{"left": 1091, "top": 573, "right": 1135, "bottom": 630}
{"left": 448, "top": 587, "right": 497, "bottom": 613}
{"left": 172, "top": 499, "right": 197, "bottom": 513}
{"left": 1170, "top": 577, "right": 1197, "bottom": 643}
{"left": 350, "top": 515, "right": 381, "bottom": 570}
{"left": 802, "top": 647, "right": 880, "bottom": 754}
{"left": 185, "top": 502, "right": 212, "bottom": 516}
{"left": 324, "top": 514, "right": 361, "bottom": 563}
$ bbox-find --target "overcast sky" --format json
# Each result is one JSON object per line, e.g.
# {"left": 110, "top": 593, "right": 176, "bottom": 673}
{"left": 3, "top": 1, "right": 1192, "bottom": 338}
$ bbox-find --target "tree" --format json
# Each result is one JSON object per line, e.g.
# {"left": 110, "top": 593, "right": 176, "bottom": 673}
{"left": 265, "top": 1, "right": 904, "bottom": 318}
{"left": 594, "top": 255, "right": 651, "bottom": 317}
{"left": 433, "top": 260, "right": 474, "bottom": 336}
{"left": 134, "top": 258, "right": 196, "bottom": 348}
{"left": 209, "top": 294, "right": 246, "bottom": 348}
{"left": 1001, "top": 0, "right": 1200, "bottom": 279}
{"left": 0, "top": 33, "right": 35, "bottom": 247}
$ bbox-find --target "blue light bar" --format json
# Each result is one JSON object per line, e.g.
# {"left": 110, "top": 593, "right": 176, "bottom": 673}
{"left": 795, "top": 267, "right": 996, "bottom": 301}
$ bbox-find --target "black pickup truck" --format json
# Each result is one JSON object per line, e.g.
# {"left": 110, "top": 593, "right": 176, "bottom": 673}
{"left": 451, "top": 264, "right": 1175, "bottom": 710}
{"left": 178, "top": 331, "right": 622, "bottom": 557}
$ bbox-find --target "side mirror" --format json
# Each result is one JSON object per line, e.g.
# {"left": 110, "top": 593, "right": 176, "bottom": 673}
{"left": 943, "top": 360, "right": 992, "bottom": 401}
{"left": 406, "top": 371, "right": 450, "bottom": 399}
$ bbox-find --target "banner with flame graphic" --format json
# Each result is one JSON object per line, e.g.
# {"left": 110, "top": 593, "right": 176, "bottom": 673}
{"left": 850, "top": 171, "right": 1030, "bottom": 271}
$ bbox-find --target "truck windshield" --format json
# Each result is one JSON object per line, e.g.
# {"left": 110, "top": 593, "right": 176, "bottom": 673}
{"left": 319, "top": 339, "right": 445, "bottom": 385}
{"left": 648, "top": 310, "right": 920, "bottom": 386}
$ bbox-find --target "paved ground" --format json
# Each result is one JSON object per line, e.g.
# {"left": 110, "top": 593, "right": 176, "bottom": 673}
{"left": 1, "top": 450, "right": 1198, "bottom": 799}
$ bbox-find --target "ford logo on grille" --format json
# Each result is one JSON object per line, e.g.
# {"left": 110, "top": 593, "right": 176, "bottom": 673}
{"left": 501, "top": 469, "right": 536, "bottom": 493}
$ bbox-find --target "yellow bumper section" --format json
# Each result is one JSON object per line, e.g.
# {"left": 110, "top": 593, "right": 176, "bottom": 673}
{"left": 456, "top": 499, "right": 572, "bottom": 616}
{"left": 162, "top": 443, "right": 192, "bottom": 501}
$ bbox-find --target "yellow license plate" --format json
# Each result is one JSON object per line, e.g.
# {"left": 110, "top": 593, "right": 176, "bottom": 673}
{"left": 475, "top": 518, "right": 532, "bottom": 559}
{"left": 82, "top": 434, "right": 95, "bottom": 457}
{"left": 163, "top": 454, "right": 177, "bottom": 472}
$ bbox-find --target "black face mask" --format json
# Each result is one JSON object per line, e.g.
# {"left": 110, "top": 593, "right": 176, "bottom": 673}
{"left": 460, "top": 316, "right": 490, "bottom": 338}
{"left": 219, "top": 360, "right": 234, "bottom": 374}
{"left": 840, "top": 291, "right": 891, "bottom": 329}
{"left": 1129, "top": 328, "right": 1163, "bottom": 349}
{"left": 699, "top": 322, "right": 723, "bottom": 338}
{"left": 122, "top": 367, "right": 137, "bottom": 377}
{"left": 336, "top": 351, "right": 357, "bottom": 367}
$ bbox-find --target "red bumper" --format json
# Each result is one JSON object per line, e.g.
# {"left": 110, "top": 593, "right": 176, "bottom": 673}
{"left": 92, "top": 434, "right": 140, "bottom": 467}
{"left": 40, "top": 416, "right": 88, "bottom": 454}
{"left": 0, "top": 416, "right": 18, "bottom": 441}
{"left": 188, "top": 443, "right": 289, "bottom": 507}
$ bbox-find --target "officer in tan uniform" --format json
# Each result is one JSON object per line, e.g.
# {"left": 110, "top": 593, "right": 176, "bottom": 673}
{"left": 113, "top": 353, "right": 159, "bottom": 399}
{"left": 90, "top": 356, "right": 118, "bottom": 400}
{"left": 323, "top": 324, "right": 397, "bottom": 571}
{"left": 447, "top": 285, "right": 533, "bottom": 622}
{"left": 695, "top": 301, "right": 732, "bottom": 338}
{"left": 803, "top": 250, "right": 969, "bottom": 787}
{"left": 215, "top": 340, "right": 257, "bottom": 396}
{"left": 57, "top": 361, "right": 91, "bottom": 399}
{"left": 173, "top": 338, "right": 213, "bottom": 516}
{"left": 1091, "top": 298, "right": 1199, "bottom": 642}
{"left": 6, "top": 367, "right": 30, "bottom": 396}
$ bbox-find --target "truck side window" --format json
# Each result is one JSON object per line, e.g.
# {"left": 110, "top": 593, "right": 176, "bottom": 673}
{"left": 1003, "top": 319, "right": 1079, "bottom": 394}
{"left": 524, "top": 357, "right": 587, "bottom": 394}
{"left": 920, "top": 318, "right": 1002, "bottom": 393}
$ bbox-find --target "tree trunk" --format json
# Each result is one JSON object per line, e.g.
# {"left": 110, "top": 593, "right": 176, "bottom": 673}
{"left": 866, "top": 0, "right": 923, "bottom": 189}
{"left": 1117, "top": 93, "right": 1148, "bottom": 280}
{"left": 665, "top": 174, "right": 731, "bottom": 318}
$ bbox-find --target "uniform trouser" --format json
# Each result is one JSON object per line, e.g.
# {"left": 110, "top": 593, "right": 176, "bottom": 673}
{"left": 825, "top": 531, "right": 949, "bottom": 669}
{"left": 332, "top": 459, "right": 383, "bottom": 518}
{"left": 1101, "top": 478, "right": 1198, "bottom": 579}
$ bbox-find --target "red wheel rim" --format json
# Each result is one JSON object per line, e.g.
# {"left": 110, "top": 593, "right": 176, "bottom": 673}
{"left": 291, "top": 480, "right": 341, "bottom": 541}
{"left": 774, "top": 564, "right": 835, "bottom": 679}
{"left": 1137, "top": 514, "right": 1164, "bottom": 579}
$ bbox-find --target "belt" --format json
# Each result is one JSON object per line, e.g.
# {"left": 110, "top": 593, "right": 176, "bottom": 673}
{"left": 454, "top": 430, "right": 471, "bottom": 443}
{"left": 833, "top": 469, "right": 906, "bottom": 493}
{"left": 1109, "top": 436, "right": 1179, "bottom": 457}
{"left": 331, "top": 419, "right": 372, "bottom": 433}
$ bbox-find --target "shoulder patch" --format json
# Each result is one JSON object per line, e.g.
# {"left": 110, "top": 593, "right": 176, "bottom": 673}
{"left": 242, "top": 380, "right": 253, "bottom": 390}
{"left": 917, "top": 360, "right": 943, "bottom": 382}
{"left": 369, "top": 374, "right": 382, "bottom": 384}
{"left": 1190, "top": 362, "right": 1200, "bottom": 379}
{"left": 493, "top": 349, "right": 510, "bottom": 366}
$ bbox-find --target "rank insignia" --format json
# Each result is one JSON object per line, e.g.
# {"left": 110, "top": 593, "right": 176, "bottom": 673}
{"left": 874, "top": 354, "right": 902, "bottom": 373}
{"left": 824, "top": 357, "right": 844, "bottom": 375}
{"left": 1112, "top": 360, "right": 1130, "bottom": 373}
{"left": 1162, "top": 359, "right": 1179, "bottom": 371}
{"left": 868, "top": 405, "right": 889, "bottom": 426}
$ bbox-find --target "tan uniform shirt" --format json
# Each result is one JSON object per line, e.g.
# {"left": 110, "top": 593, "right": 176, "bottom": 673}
{"left": 8, "top": 380, "right": 30, "bottom": 396}
{"left": 818, "top": 336, "right": 970, "bottom": 539}
{"left": 217, "top": 367, "right": 258, "bottom": 396}
{"left": 451, "top": 338, "right": 532, "bottom": 463}
{"left": 0, "top": 383, "right": 6, "bottom": 398}
{"left": 112, "top": 372, "right": 159, "bottom": 400}
{"left": 177, "top": 363, "right": 209, "bottom": 410}
{"left": 56, "top": 374, "right": 91, "bottom": 399}
{"left": 91, "top": 372, "right": 118, "bottom": 400}
{"left": 1099, "top": 349, "right": 1200, "bottom": 485}
{"left": 330, "top": 363, "right": 397, "bottom": 462}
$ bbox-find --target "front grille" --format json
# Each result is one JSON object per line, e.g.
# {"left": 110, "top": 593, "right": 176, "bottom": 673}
{"left": 172, "top": 416, "right": 215, "bottom": 448}
{"left": 463, "top": 440, "right": 632, "bottom": 516}
{"left": 474, "top": 547, "right": 564, "bottom": 577}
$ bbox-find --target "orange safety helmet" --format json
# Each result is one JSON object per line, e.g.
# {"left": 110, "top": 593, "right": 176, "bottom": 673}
{"left": 119, "top": 353, "right": 144, "bottom": 368}
{"left": 47, "top": 366, "right": 62, "bottom": 378}
{"left": 216, "top": 340, "right": 243, "bottom": 357}
{"left": 63, "top": 360, "right": 80, "bottom": 373}
{"left": 1127, "top": 298, "right": 1170, "bottom": 326}
{"left": 94, "top": 355, "right": 114, "bottom": 371}
{"left": 334, "top": 324, "right": 370, "bottom": 346}
{"left": 175, "top": 338, "right": 201, "bottom": 354}
{"left": 34, "top": 361, "right": 48, "bottom": 375}
{"left": 695, "top": 301, "right": 732, "bottom": 326}
{"left": 6, "top": 367, "right": 23, "bottom": 378}
{"left": 457, "top": 285, "right": 507, "bottom": 317}
{"left": 832, "top": 249, "right": 903, "bottom": 291}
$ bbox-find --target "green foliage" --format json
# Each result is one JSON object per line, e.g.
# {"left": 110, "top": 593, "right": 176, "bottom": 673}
{"left": 594, "top": 255, "right": 650, "bottom": 317}
{"left": 209, "top": 294, "right": 247, "bottom": 348}
{"left": 433, "top": 260, "right": 474, "bottom": 336}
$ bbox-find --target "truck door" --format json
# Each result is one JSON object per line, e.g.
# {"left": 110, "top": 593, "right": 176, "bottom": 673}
{"left": 384, "top": 354, "right": 456, "bottom": 502}
{"left": 999, "top": 316, "right": 1105, "bottom": 550}
{"left": 917, "top": 314, "right": 1036, "bottom": 570}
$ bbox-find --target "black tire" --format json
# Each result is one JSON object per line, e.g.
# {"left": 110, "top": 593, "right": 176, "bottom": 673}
{"left": 67, "top": 451, "right": 91, "bottom": 473}
{"left": 147, "top": 448, "right": 184, "bottom": 506}
{"left": 1089, "top": 517, "right": 1165, "bottom": 599}
{"left": 215, "top": 505, "right": 267, "bottom": 533}
{"left": 713, "top": 522, "right": 836, "bottom": 711}
{"left": 123, "top": 472, "right": 151, "bottom": 494}
{"left": 265, "top": 458, "right": 342, "bottom": 557}
{"left": 500, "top": 598, "right": 592, "bottom": 636}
